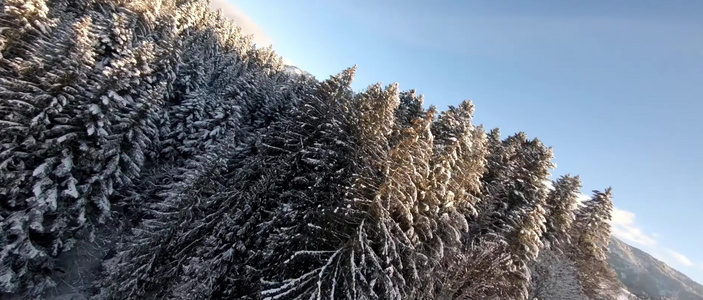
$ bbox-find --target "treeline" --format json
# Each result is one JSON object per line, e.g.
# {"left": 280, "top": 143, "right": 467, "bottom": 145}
{"left": 0, "top": 0, "right": 621, "bottom": 299}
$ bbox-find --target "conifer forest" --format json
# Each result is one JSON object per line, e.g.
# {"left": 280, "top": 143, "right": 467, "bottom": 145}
{"left": 0, "top": 0, "right": 627, "bottom": 299}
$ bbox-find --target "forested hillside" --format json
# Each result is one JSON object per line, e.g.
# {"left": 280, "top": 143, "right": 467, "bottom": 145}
{"left": 1, "top": 0, "right": 625, "bottom": 299}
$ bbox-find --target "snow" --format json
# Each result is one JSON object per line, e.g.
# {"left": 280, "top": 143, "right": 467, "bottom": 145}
{"left": 33, "top": 162, "right": 49, "bottom": 177}
{"left": 616, "top": 288, "right": 636, "bottom": 300}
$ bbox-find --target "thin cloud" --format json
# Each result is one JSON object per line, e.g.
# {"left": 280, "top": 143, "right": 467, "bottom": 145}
{"left": 610, "top": 207, "right": 696, "bottom": 271}
{"left": 610, "top": 207, "right": 657, "bottom": 246}
{"left": 668, "top": 250, "right": 694, "bottom": 267}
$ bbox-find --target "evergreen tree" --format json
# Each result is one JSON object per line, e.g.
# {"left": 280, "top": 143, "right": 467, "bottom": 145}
{"left": 97, "top": 133, "right": 241, "bottom": 300}
{"left": 568, "top": 188, "right": 622, "bottom": 299}
{"left": 260, "top": 81, "right": 420, "bottom": 300}
{"left": 471, "top": 131, "right": 555, "bottom": 299}
{"left": 435, "top": 238, "right": 513, "bottom": 300}
{"left": 97, "top": 68, "right": 358, "bottom": 300}
{"left": 394, "top": 89, "right": 425, "bottom": 131}
{"left": 159, "top": 29, "right": 244, "bottom": 161}
{"left": 0, "top": 7, "right": 95, "bottom": 295}
{"left": 425, "top": 101, "right": 490, "bottom": 298}
{"left": 542, "top": 175, "right": 582, "bottom": 251}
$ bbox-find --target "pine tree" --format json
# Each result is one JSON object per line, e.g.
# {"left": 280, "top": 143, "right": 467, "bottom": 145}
{"left": 260, "top": 80, "right": 419, "bottom": 300}
{"left": 568, "top": 188, "right": 622, "bottom": 299}
{"left": 96, "top": 133, "right": 241, "bottom": 300}
{"left": 470, "top": 131, "right": 555, "bottom": 299}
{"left": 394, "top": 89, "right": 425, "bottom": 131}
{"left": 542, "top": 175, "right": 582, "bottom": 251}
{"left": 425, "top": 101, "right": 490, "bottom": 298}
{"left": 435, "top": 239, "right": 513, "bottom": 300}
{"left": 97, "top": 68, "right": 357, "bottom": 300}
{"left": 0, "top": 1, "right": 104, "bottom": 295}
{"left": 159, "top": 29, "right": 244, "bottom": 161}
{"left": 431, "top": 101, "right": 487, "bottom": 219}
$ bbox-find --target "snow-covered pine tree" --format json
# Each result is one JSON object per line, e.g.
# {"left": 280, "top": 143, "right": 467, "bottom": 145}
{"left": 0, "top": 0, "right": 200, "bottom": 294}
{"left": 1, "top": 1, "right": 627, "bottom": 299}
{"left": 470, "top": 131, "right": 555, "bottom": 299}
{"left": 235, "top": 66, "right": 313, "bottom": 132}
{"left": 261, "top": 81, "right": 491, "bottom": 300}
{"left": 354, "top": 82, "right": 398, "bottom": 165}
{"left": 424, "top": 101, "right": 489, "bottom": 297}
{"left": 0, "top": 1, "right": 140, "bottom": 294}
{"left": 0, "top": 0, "right": 55, "bottom": 61}
{"left": 260, "top": 80, "right": 421, "bottom": 300}
{"left": 77, "top": 28, "right": 164, "bottom": 221}
{"left": 159, "top": 29, "right": 244, "bottom": 161}
{"left": 166, "top": 67, "right": 357, "bottom": 299}
{"left": 394, "top": 89, "right": 425, "bottom": 132}
{"left": 568, "top": 188, "right": 622, "bottom": 299}
{"left": 431, "top": 101, "right": 487, "bottom": 220}
{"left": 96, "top": 132, "right": 242, "bottom": 300}
{"left": 541, "top": 175, "right": 582, "bottom": 252}
{"left": 436, "top": 238, "right": 513, "bottom": 300}
{"left": 97, "top": 67, "right": 357, "bottom": 300}
{"left": 484, "top": 127, "right": 503, "bottom": 174}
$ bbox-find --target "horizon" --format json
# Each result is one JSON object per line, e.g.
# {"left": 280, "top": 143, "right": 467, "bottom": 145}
{"left": 217, "top": 0, "right": 703, "bottom": 284}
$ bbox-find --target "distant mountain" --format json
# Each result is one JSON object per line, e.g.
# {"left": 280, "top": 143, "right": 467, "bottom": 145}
{"left": 284, "top": 64, "right": 315, "bottom": 79}
{"left": 608, "top": 237, "right": 703, "bottom": 300}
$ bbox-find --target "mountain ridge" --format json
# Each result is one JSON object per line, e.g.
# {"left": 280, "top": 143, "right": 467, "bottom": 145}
{"left": 609, "top": 237, "right": 703, "bottom": 300}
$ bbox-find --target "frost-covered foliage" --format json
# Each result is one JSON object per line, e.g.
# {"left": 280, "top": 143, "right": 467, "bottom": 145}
{"left": 1, "top": 0, "right": 625, "bottom": 299}
{"left": 529, "top": 249, "right": 589, "bottom": 300}
{"left": 0, "top": 0, "right": 299, "bottom": 297}
{"left": 96, "top": 67, "right": 491, "bottom": 300}
{"left": 542, "top": 175, "right": 582, "bottom": 251}
{"left": 469, "top": 130, "right": 555, "bottom": 300}
{"left": 568, "top": 188, "right": 623, "bottom": 299}
{"left": 530, "top": 185, "right": 621, "bottom": 300}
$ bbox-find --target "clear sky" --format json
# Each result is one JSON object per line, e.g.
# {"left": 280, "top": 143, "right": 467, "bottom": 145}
{"left": 222, "top": 0, "right": 703, "bottom": 283}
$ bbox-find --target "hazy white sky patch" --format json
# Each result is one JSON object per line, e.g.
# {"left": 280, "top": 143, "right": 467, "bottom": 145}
{"left": 611, "top": 207, "right": 697, "bottom": 270}
{"left": 611, "top": 207, "right": 657, "bottom": 246}
{"left": 668, "top": 250, "right": 694, "bottom": 267}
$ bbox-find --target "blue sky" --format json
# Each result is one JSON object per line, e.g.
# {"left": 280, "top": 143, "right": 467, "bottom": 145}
{"left": 216, "top": 0, "right": 703, "bottom": 282}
